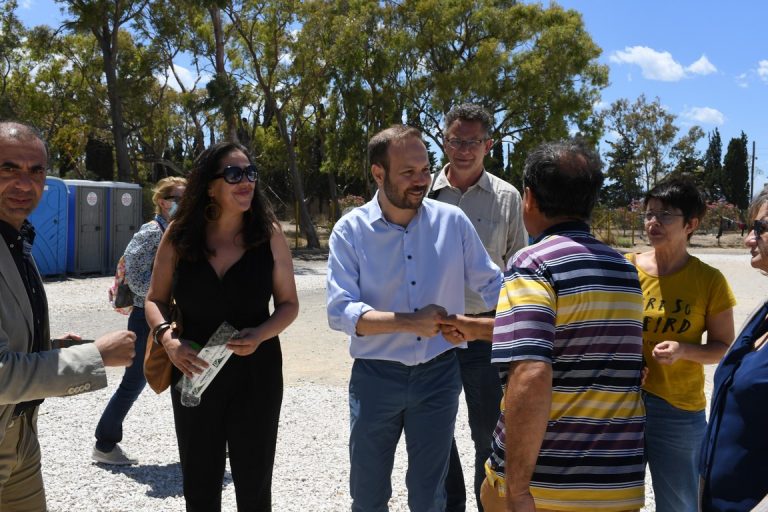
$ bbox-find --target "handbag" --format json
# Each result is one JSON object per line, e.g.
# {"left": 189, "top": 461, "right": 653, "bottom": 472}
{"left": 109, "top": 255, "right": 134, "bottom": 314}
{"left": 144, "top": 299, "right": 182, "bottom": 394}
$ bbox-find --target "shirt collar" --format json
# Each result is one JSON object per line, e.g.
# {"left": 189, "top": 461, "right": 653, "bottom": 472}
{"left": 431, "top": 164, "right": 492, "bottom": 193}
{"left": 0, "top": 219, "right": 35, "bottom": 249}
{"left": 363, "top": 190, "right": 424, "bottom": 228}
{"left": 532, "top": 220, "right": 590, "bottom": 244}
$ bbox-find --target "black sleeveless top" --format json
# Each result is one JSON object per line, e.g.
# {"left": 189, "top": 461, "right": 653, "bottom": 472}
{"left": 173, "top": 241, "right": 275, "bottom": 348}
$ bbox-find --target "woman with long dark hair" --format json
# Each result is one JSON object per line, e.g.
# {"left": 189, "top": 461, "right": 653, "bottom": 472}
{"left": 145, "top": 141, "right": 298, "bottom": 511}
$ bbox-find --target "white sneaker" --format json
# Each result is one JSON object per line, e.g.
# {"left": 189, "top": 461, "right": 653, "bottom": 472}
{"left": 92, "top": 444, "right": 138, "bottom": 465}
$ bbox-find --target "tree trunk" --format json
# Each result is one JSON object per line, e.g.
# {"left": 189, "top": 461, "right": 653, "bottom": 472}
{"left": 209, "top": 7, "right": 238, "bottom": 142}
{"left": 98, "top": 23, "right": 132, "bottom": 182}
{"left": 275, "top": 109, "right": 320, "bottom": 248}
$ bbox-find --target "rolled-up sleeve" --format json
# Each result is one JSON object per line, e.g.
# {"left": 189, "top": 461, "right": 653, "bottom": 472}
{"left": 326, "top": 223, "right": 373, "bottom": 336}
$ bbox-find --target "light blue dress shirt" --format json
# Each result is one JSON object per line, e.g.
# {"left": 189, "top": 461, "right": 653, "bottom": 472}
{"left": 326, "top": 192, "right": 502, "bottom": 366}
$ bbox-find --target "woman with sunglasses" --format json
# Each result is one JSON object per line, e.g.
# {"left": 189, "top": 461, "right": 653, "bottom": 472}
{"left": 92, "top": 176, "right": 187, "bottom": 466}
{"left": 145, "top": 142, "right": 298, "bottom": 510}
{"left": 625, "top": 178, "right": 735, "bottom": 512}
{"left": 700, "top": 187, "right": 768, "bottom": 511}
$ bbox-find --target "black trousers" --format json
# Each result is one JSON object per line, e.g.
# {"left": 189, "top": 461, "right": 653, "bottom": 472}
{"left": 171, "top": 338, "right": 283, "bottom": 512}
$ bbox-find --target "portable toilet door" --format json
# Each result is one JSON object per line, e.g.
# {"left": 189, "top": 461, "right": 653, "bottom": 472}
{"left": 28, "top": 176, "right": 68, "bottom": 276}
{"left": 109, "top": 183, "right": 142, "bottom": 272}
{"left": 65, "top": 180, "right": 108, "bottom": 274}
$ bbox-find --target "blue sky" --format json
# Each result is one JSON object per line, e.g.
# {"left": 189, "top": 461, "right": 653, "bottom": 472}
{"left": 14, "top": 0, "right": 768, "bottom": 191}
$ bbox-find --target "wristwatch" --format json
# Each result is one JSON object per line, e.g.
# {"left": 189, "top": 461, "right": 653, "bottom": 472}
{"left": 152, "top": 321, "right": 173, "bottom": 345}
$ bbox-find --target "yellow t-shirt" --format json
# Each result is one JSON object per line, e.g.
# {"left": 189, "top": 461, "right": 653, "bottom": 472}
{"left": 626, "top": 253, "right": 736, "bottom": 411}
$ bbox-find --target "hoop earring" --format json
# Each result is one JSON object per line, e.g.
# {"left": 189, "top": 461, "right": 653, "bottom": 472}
{"left": 204, "top": 201, "right": 221, "bottom": 221}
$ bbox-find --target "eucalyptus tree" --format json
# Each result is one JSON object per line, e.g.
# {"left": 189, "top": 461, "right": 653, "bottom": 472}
{"left": 602, "top": 95, "right": 678, "bottom": 191}
{"left": 391, "top": 0, "right": 608, "bottom": 172}
{"left": 225, "top": 0, "right": 322, "bottom": 248}
{"left": 56, "top": 0, "right": 153, "bottom": 181}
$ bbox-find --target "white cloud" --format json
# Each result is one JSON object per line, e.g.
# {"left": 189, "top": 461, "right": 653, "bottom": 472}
{"left": 610, "top": 46, "right": 717, "bottom": 82}
{"left": 20, "top": 0, "right": 32, "bottom": 9}
{"left": 758, "top": 60, "right": 768, "bottom": 82}
{"left": 736, "top": 72, "right": 749, "bottom": 88}
{"left": 686, "top": 54, "right": 716, "bottom": 75}
{"left": 681, "top": 106, "right": 725, "bottom": 125}
{"left": 155, "top": 64, "right": 211, "bottom": 92}
{"left": 610, "top": 46, "right": 686, "bottom": 81}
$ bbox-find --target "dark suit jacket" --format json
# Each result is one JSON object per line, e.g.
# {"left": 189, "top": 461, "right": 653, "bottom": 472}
{"left": 0, "top": 237, "right": 107, "bottom": 443}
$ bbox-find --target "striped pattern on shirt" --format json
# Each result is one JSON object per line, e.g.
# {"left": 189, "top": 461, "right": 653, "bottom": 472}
{"left": 486, "top": 223, "right": 646, "bottom": 511}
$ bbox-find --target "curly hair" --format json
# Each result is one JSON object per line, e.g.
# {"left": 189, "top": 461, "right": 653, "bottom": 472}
{"left": 167, "top": 141, "right": 275, "bottom": 261}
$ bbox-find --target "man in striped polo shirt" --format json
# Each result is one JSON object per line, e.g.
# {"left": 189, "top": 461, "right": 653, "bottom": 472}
{"left": 479, "top": 139, "right": 646, "bottom": 512}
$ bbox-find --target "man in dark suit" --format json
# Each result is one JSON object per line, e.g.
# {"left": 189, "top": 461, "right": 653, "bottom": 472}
{"left": 0, "top": 121, "right": 136, "bottom": 511}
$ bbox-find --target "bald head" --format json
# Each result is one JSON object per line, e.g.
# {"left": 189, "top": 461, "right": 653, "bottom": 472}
{"left": 0, "top": 122, "right": 47, "bottom": 160}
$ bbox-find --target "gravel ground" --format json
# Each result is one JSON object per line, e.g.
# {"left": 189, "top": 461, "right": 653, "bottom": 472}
{"left": 36, "top": 251, "right": 765, "bottom": 511}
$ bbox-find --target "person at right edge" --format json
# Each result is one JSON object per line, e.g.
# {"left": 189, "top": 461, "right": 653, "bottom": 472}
{"left": 145, "top": 141, "right": 299, "bottom": 511}
{"left": 626, "top": 178, "right": 735, "bottom": 512}
{"left": 429, "top": 103, "right": 526, "bottom": 512}
{"left": 700, "top": 186, "right": 768, "bottom": 511}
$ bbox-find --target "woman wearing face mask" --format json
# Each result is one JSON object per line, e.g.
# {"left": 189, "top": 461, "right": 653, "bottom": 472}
{"left": 626, "top": 178, "right": 735, "bottom": 512}
{"left": 700, "top": 186, "right": 768, "bottom": 511}
{"left": 92, "top": 176, "right": 187, "bottom": 465}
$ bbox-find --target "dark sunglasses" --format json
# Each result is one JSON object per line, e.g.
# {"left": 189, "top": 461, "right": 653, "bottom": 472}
{"left": 753, "top": 219, "right": 768, "bottom": 237}
{"left": 211, "top": 164, "right": 258, "bottom": 184}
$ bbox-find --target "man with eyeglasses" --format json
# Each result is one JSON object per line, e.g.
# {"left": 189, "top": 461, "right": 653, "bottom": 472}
{"left": 0, "top": 121, "right": 136, "bottom": 510}
{"left": 427, "top": 103, "right": 527, "bottom": 512}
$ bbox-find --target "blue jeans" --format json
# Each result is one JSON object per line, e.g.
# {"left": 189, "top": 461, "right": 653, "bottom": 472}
{"left": 644, "top": 392, "right": 706, "bottom": 512}
{"left": 349, "top": 350, "right": 462, "bottom": 512}
{"left": 445, "top": 340, "right": 502, "bottom": 512}
{"left": 94, "top": 307, "right": 148, "bottom": 452}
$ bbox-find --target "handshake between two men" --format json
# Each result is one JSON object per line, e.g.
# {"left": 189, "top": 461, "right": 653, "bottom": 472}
{"left": 394, "top": 304, "right": 494, "bottom": 345}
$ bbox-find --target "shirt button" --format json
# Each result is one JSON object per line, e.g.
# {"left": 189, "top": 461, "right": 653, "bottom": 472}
{"left": 411, "top": 281, "right": 416, "bottom": 285}
{"left": 407, "top": 255, "right": 412, "bottom": 259}
{"left": 414, "top": 308, "right": 419, "bottom": 312}
{"left": 417, "top": 337, "right": 422, "bottom": 341}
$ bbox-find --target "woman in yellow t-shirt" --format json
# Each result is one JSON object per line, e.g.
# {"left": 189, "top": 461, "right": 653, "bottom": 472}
{"left": 627, "top": 178, "right": 736, "bottom": 512}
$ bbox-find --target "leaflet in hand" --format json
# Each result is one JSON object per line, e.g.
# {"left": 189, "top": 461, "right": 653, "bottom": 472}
{"left": 182, "top": 321, "right": 238, "bottom": 400}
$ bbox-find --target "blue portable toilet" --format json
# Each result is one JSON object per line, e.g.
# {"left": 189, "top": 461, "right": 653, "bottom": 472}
{"left": 65, "top": 180, "right": 110, "bottom": 275}
{"left": 28, "top": 176, "right": 68, "bottom": 276}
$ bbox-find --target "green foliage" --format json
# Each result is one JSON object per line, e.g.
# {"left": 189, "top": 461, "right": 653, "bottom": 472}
{"left": 722, "top": 132, "right": 750, "bottom": 209}
{"left": 703, "top": 128, "right": 724, "bottom": 200}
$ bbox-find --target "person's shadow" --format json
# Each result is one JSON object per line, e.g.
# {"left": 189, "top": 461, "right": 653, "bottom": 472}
{"left": 97, "top": 463, "right": 233, "bottom": 499}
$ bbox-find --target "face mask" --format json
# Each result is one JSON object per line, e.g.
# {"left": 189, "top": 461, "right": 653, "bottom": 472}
{"left": 168, "top": 202, "right": 178, "bottom": 218}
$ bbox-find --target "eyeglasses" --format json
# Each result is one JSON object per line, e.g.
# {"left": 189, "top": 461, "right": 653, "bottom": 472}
{"left": 163, "top": 195, "right": 183, "bottom": 202}
{"left": 444, "top": 138, "right": 488, "bottom": 150}
{"left": 642, "top": 210, "right": 685, "bottom": 224}
{"left": 753, "top": 219, "right": 768, "bottom": 237}
{"left": 211, "top": 164, "right": 258, "bottom": 184}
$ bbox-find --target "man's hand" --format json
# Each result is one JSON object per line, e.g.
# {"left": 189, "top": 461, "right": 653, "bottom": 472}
{"left": 408, "top": 304, "right": 448, "bottom": 337}
{"left": 440, "top": 320, "right": 467, "bottom": 345}
{"left": 94, "top": 330, "right": 136, "bottom": 367}
{"left": 506, "top": 490, "right": 537, "bottom": 512}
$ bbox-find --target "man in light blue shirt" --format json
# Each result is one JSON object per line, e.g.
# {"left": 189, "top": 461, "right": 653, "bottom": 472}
{"left": 326, "top": 125, "right": 502, "bottom": 512}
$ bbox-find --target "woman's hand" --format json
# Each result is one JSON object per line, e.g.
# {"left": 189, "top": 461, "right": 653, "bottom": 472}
{"left": 226, "top": 327, "right": 266, "bottom": 356}
{"left": 652, "top": 340, "right": 685, "bottom": 365}
{"left": 162, "top": 334, "right": 209, "bottom": 378}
